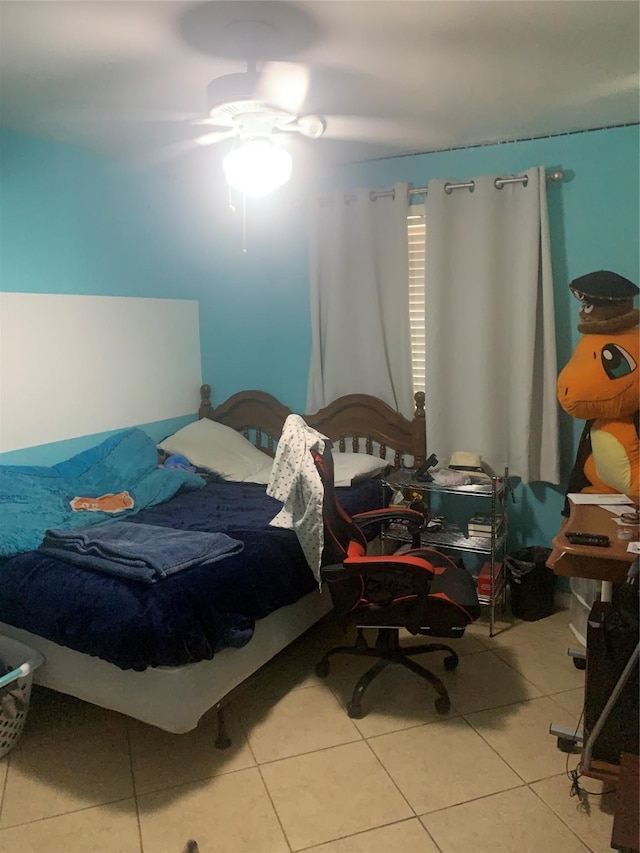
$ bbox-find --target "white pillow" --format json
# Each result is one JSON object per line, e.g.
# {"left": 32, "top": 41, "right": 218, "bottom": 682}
{"left": 332, "top": 452, "right": 387, "bottom": 487}
{"left": 240, "top": 451, "right": 386, "bottom": 486}
{"left": 158, "top": 419, "right": 269, "bottom": 481}
{"left": 242, "top": 461, "right": 274, "bottom": 485}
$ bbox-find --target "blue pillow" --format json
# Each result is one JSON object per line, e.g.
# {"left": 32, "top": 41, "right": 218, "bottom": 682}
{"left": 132, "top": 467, "right": 205, "bottom": 508}
{"left": 54, "top": 428, "right": 158, "bottom": 494}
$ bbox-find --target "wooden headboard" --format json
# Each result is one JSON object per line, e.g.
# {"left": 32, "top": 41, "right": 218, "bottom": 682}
{"left": 199, "top": 385, "right": 426, "bottom": 468}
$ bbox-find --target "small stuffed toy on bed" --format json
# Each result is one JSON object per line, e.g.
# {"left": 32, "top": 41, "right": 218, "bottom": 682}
{"left": 557, "top": 270, "right": 639, "bottom": 504}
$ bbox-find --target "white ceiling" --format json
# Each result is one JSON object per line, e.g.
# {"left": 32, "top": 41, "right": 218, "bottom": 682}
{"left": 1, "top": 0, "right": 638, "bottom": 185}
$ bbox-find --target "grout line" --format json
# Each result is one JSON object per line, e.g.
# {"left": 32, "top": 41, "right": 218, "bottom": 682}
{"left": 248, "top": 732, "right": 365, "bottom": 770}
{"left": 255, "top": 763, "right": 293, "bottom": 853}
{"left": 125, "top": 719, "right": 144, "bottom": 853}
{"left": 293, "top": 817, "right": 446, "bottom": 853}
{"left": 418, "top": 782, "right": 528, "bottom": 819}
{"left": 361, "top": 735, "right": 415, "bottom": 808}
{"left": 0, "top": 797, "right": 137, "bottom": 831}
{"left": 235, "top": 705, "right": 293, "bottom": 852}
{"left": 460, "top": 703, "right": 543, "bottom": 788}
{"left": 527, "top": 778, "right": 606, "bottom": 853}
{"left": 419, "top": 820, "right": 447, "bottom": 853}
{"left": 128, "top": 758, "right": 260, "bottom": 799}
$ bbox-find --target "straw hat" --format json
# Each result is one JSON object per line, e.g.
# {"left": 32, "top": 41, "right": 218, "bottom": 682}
{"left": 448, "top": 451, "right": 491, "bottom": 479}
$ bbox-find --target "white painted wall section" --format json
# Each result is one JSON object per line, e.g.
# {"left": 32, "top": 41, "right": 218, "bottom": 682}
{"left": 0, "top": 293, "right": 201, "bottom": 452}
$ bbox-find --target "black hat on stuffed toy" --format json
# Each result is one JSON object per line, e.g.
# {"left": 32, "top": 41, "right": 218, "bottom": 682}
{"left": 570, "top": 270, "right": 639, "bottom": 334}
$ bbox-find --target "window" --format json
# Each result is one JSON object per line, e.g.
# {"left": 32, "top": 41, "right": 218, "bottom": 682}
{"left": 408, "top": 203, "right": 426, "bottom": 396}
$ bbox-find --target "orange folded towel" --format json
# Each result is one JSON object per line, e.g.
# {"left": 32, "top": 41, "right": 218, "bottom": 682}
{"left": 70, "top": 491, "right": 135, "bottom": 513}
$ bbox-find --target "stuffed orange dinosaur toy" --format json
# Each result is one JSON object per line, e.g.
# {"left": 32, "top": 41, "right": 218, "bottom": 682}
{"left": 557, "top": 270, "right": 639, "bottom": 503}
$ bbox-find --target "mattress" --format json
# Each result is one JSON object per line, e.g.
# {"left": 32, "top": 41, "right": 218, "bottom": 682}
{"left": 0, "top": 478, "right": 389, "bottom": 671}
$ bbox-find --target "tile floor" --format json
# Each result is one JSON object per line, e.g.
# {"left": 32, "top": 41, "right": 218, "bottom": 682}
{"left": 0, "top": 605, "right": 619, "bottom": 853}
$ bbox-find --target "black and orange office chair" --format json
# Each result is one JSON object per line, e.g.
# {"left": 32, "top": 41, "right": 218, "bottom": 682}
{"left": 313, "top": 443, "right": 480, "bottom": 718}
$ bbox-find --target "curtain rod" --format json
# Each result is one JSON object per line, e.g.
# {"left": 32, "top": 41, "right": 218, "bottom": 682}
{"left": 367, "top": 168, "right": 564, "bottom": 201}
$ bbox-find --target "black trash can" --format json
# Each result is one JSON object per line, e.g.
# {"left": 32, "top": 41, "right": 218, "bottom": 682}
{"left": 506, "top": 546, "right": 556, "bottom": 621}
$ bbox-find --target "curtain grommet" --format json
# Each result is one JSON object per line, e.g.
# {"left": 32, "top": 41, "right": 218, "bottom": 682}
{"left": 444, "top": 180, "right": 475, "bottom": 194}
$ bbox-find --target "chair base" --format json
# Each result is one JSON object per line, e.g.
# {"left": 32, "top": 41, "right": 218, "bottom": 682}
{"left": 316, "top": 627, "right": 459, "bottom": 718}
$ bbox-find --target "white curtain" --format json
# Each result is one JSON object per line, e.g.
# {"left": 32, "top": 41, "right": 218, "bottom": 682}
{"left": 424, "top": 167, "right": 560, "bottom": 484}
{"left": 306, "top": 183, "right": 414, "bottom": 419}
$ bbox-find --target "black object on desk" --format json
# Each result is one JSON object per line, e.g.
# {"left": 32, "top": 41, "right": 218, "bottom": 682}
{"left": 413, "top": 453, "right": 439, "bottom": 482}
{"left": 566, "top": 532, "right": 610, "bottom": 547}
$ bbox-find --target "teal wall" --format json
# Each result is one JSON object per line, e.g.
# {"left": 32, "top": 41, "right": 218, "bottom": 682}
{"left": 0, "top": 129, "right": 211, "bottom": 299}
{"left": 314, "top": 126, "right": 640, "bottom": 553}
{"left": 1, "top": 124, "right": 638, "bottom": 556}
{"left": 192, "top": 189, "right": 312, "bottom": 408}
{"left": 0, "top": 128, "right": 313, "bottom": 416}
{"left": 203, "top": 124, "right": 639, "bottom": 555}
{"left": 0, "top": 128, "right": 211, "bottom": 463}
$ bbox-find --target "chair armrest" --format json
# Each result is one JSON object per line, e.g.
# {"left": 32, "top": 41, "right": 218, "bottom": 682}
{"left": 353, "top": 507, "right": 427, "bottom": 548}
{"left": 321, "top": 552, "right": 435, "bottom": 597}
{"left": 352, "top": 507, "right": 425, "bottom": 528}
{"left": 351, "top": 507, "right": 429, "bottom": 536}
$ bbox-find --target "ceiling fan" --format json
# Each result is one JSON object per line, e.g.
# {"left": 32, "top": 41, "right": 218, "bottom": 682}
{"left": 159, "top": 7, "right": 425, "bottom": 195}
{"left": 171, "top": 9, "right": 326, "bottom": 197}
{"left": 188, "top": 57, "right": 326, "bottom": 197}
{"left": 193, "top": 61, "right": 326, "bottom": 147}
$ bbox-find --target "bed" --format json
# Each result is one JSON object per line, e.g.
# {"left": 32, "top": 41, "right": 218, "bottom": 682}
{"left": 0, "top": 386, "right": 426, "bottom": 736}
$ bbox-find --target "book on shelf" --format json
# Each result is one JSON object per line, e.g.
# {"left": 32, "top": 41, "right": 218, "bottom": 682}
{"left": 476, "top": 561, "right": 504, "bottom": 595}
{"left": 467, "top": 514, "right": 503, "bottom": 537}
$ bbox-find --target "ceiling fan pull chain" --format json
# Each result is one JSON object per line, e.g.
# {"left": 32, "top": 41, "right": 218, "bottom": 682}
{"left": 242, "top": 192, "right": 248, "bottom": 254}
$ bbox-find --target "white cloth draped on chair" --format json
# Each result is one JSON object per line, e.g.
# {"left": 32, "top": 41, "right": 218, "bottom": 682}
{"left": 424, "top": 167, "right": 560, "bottom": 484}
{"left": 306, "top": 183, "right": 414, "bottom": 419}
{"left": 267, "top": 414, "right": 327, "bottom": 586}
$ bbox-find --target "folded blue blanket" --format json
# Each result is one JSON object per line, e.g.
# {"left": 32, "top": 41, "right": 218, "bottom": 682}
{"left": 39, "top": 522, "right": 245, "bottom": 584}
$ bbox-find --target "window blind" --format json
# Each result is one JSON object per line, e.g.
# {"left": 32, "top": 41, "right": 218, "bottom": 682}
{"left": 408, "top": 203, "right": 426, "bottom": 395}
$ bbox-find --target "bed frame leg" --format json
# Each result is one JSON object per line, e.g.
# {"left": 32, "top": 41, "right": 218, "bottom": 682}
{"left": 214, "top": 703, "right": 232, "bottom": 750}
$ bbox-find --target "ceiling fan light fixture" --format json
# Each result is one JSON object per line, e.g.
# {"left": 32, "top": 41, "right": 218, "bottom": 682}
{"left": 223, "top": 137, "right": 293, "bottom": 197}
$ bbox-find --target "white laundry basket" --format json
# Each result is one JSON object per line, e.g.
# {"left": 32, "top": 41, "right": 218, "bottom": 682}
{"left": 0, "top": 635, "right": 45, "bottom": 758}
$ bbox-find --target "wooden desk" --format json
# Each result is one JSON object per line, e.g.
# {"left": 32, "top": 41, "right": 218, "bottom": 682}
{"left": 547, "top": 499, "right": 639, "bottom": 801}
{"left": 547, "top": 502, "right": 637, "bottom": 585}
{"left": 611, "top": 752, "right": 639, "bottom": 852}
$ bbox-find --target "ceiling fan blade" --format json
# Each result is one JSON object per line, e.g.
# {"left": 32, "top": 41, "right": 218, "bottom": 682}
{"left": 191, "top": 116, "right": 234, "bottom": 129}
{"left": 33, "top": 105, "right": 209, "bottom": 129}
{"left": 321, "top": 115, "right": 428, "bottom": 146}
{"left": 130, "top": 138, "right": 205, "bottom": 171}
{"left": 193, "top": 128, "right": 239, "bottom": 147}
{"left": 256, "top": 61, "right": 309, "bottom": 115}
{"left": 107, "top": 108, "right": 204, "bottom": 124}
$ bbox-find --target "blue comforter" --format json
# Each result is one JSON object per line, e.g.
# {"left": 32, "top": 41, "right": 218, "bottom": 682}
{"left": 0, "top": 478, "right": 389, "bottom": 671}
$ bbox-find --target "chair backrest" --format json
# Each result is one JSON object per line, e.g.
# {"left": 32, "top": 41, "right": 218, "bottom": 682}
{"left": 311, "top": 443, "right": 368, "bottom": 566}
{"left": 312, "top": 442, "right": 481, "bottom": 631}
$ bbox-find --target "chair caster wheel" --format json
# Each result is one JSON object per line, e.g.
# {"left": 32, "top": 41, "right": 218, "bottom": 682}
{"left": 347, "top": 702, "right": 364, "bottom": 719}
{"left": 572, "top": 657, "right": 586, "bottom": 671}
{"left": 557, "top": 737, "right": 577, "bottom": 754}
{"left": 443, "top": 655, "right": 458, "bottom": 671}
{"left": 435, "top": 696, "right": 451, "bottom": 715}
{"left": 315, "top": 660, "right": 330, "bottom": 678}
